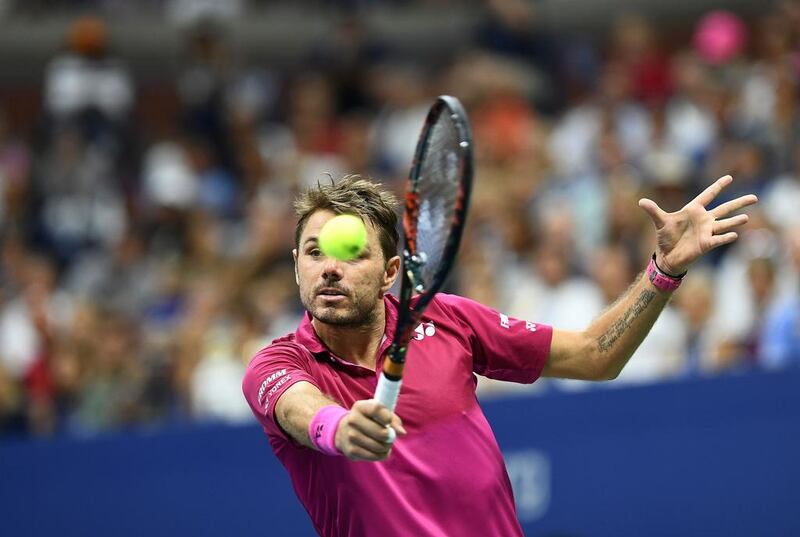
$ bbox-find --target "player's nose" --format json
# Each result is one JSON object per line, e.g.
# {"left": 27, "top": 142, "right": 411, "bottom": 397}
{"left": 321, "top": 257, "right": 344, "bottom": 280}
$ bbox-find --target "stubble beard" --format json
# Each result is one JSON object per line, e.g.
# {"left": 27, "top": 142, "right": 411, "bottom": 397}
{"left": 302, "top": 289, "right": 381, "bottom": 328}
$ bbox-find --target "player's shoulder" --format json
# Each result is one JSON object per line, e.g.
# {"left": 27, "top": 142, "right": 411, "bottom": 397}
{"left": 431, "top": 292, "right": 481, "bottom": 311}
{"left": 426, "top": 293, "right": 489, "bottom": 322}
{"left": 247, "top": 333, "right": 312, "bottom": 370}
{"left": 271, "top": 332, "right": 299, "bottom": 346}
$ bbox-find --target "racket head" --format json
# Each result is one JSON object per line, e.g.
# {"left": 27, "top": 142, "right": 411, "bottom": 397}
{"left": 389, "top": 95, "right": 474, "bottom": 363}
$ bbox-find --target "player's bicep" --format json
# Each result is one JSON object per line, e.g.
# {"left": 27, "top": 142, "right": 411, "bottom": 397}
{"left": 543, "top": 329, "right": 604, "bottom": 380}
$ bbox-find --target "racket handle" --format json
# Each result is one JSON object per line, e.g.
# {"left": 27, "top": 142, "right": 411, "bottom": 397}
{"left": 374, "top": 372, "right": 402, "bottom": 412}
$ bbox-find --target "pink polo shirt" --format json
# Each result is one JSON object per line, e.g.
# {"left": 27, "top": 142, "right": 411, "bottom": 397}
{"left": 242, "top": 293, "right": 553, "bottom": 537}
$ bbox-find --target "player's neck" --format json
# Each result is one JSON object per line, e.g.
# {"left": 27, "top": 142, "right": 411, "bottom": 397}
{"left": 312, "top": 308, "right": 386, "bottom": 370}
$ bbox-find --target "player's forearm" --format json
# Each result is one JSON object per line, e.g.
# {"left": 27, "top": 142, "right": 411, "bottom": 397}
{"left": 275, "top": 386, "right": 405, "bottom": 460}
{"left": 275, "top": 387, "right": 342, "bottom": 449}
{"left": 585, "top": 271, "right": 672, "bottom": 379}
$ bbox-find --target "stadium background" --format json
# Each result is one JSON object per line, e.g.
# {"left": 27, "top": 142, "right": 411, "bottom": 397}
{"left": 0, "top": 0, "right": 799, "bottom": 535}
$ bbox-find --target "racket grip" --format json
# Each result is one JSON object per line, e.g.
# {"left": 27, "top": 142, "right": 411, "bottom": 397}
{"left": 374, "top": 372, "right": 402, "bottom": 412}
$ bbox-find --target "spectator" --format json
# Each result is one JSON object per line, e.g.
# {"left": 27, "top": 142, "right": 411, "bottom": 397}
{"left": 44, "top": 17, "right": 133, "bottom": 123}
{"left": 0, "top": 1, "right": 795, "bottom": 440}
{"left": 713, "top": 225, "right": 788, "bottom": 364}
{"left": 0, "top": 252, "right": 73, "bottom": 434}
{"left": 0, "top": 110, "right": 32, "bottom": 229}
{"left": 760, "top": 225, "right": 800, "bottom": 369}
{"left": 475, "top": 0, "right": 561, "bottom": 111}
{"left": 506, "top": 239, "right": 604, "bottom": 334}
{"left": 73, "top": 311, "right": 145, "bottom": 433}
{"left": 673, "top": 268, "right": 722, "bottom": 377}
{"left": 610, "top": 14, "right": 672, "bottom": 106}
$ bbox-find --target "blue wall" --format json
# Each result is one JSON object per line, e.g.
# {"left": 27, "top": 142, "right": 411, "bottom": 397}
{"left": 2, "top": 371, "right": 799, "bottom": 537}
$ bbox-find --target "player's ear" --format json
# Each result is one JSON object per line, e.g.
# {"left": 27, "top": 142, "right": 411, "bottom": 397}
{"left": 292, "top": 249, "right": 300, "bottom": 286}
{"left": 382, "top": 255, "right": 401, "bottom": 292}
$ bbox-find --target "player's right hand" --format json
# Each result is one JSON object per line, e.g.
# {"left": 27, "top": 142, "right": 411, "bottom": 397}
{"left": 335, "top": 399, "right": 407, "bottom": 461}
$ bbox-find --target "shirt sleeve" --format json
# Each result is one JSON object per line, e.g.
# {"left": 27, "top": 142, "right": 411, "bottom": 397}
{"left": 436, "top": 293, "right": 553, "bottom": 384}
{"left": 242, "top": 342, "right": 320, "bottom": 439}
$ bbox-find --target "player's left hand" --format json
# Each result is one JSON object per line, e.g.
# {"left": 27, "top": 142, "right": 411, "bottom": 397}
{"left": 638, "top": 175, "right": 758, "bottom": 275}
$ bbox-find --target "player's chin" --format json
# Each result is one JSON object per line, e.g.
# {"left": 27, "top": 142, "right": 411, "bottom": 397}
{"left": 314, "top": 311, "right": 358, "bottom": 326}
{"left": 312, "top": 302, "right": 351, "bottom": 320}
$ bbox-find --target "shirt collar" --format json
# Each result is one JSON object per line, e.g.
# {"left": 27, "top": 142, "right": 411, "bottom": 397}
{"left": 295, "top": 294, "right": 399, "bottom": 362}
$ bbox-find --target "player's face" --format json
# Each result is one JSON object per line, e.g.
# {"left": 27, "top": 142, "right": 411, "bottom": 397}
{"left": 294, "top": 210, "right": 400, "bottom": 327}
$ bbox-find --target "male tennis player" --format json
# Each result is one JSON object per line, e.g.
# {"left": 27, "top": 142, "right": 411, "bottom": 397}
{"left": 243, "top": 175, "right": 756, "bottom": 537}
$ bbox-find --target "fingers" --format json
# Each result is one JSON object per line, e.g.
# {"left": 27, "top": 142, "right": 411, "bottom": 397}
{"left": 710, "top": 194, "right": 759, "bottom": 219}
{"left": 353, "top": 399, "right": 391, "bottom": 425}
{"left": 638, "top": 198, "right": 667, "bottom": 229}
{"left": 695, "top": 175, "right": 733, "bottom": 207}
{"left": 348, "top": 426, "right": 393, "bottom": 456}
{"left": 386, "top": 426, "right": 396, "bottom": 445}
{"left": 713, "top": 213, "right": 749, "bottom": 235}
{"left": 383, "top": 410, "right": 410, "bottom": 446}
{"left": 338, "top": 400, "right": 407, "bottom": 461}
{"left": 708, "top": 231, "right": 739, "bottom": 249}
{"left": 336, "top": 415, "right": 390, "bottom": 461}
{"left": 389, "top": 414, "right": 406, "bottom": 436}
{"left": 349, "top": 412, "right": 395, "bottom": 444}
{"left": 352, "top": 399, "right": 407, "bottom": 436}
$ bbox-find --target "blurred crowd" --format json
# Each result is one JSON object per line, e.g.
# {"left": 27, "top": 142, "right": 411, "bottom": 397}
{"left": 2, "top": 0, "right": 800, "bottom": 438}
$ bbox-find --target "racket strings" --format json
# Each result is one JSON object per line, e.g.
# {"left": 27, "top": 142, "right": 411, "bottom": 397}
{"left": 414, "top": 113, "right": 463, "bottom": 290}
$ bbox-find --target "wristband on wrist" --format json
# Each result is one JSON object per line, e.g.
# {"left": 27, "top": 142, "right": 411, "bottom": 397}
{"left": 647, "top": 253, "right": 686, "bottom": 293}
{"left": 308, "top": 405, "right": 348, "bottom": 456}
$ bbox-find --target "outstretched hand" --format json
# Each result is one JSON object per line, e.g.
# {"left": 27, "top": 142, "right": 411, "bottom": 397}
{"left": 638, "top": 175, "right": 758, "bottom": 275}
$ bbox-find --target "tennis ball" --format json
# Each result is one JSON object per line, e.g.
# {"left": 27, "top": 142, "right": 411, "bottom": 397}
{"left": 318, "top": 214, "right": 368, "bottom": 261}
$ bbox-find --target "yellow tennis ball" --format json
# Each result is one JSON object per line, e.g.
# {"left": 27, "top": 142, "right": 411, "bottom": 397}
{"left": 318, "top": 214, "right": 368, "bottom": 261}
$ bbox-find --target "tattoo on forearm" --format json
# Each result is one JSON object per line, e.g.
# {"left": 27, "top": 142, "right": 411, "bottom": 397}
{"left": 597, "top": 289, "right": 657, "bottom": 353}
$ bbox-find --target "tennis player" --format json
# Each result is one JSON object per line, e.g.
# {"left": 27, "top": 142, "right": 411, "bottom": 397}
{"left": 243, "top": 175, "right": 756, "bottom": 537}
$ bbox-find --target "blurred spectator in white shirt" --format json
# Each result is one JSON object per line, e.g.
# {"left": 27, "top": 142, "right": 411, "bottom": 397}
{"left": 713, "top": 224, "right": 793, "bottom": 363}
{"left": 548, "top": 60, "right": 652, "bottom": 177}
{"left": 368, "top": 63, "right": 431, "bottom": 179}
{"left": 760, "top": 225, "right": 800, "bottom": 370}
{"left": 0, "top": 254, "right": 72, "bottom": 382}
{"left": 714, "top": 256, "right": 777, "bottom": 371}
{"left": 763, "top": 141, "right": 800, "bottom": 231}
{"left": 673, "top": 268, "right": 725, "bottom": 376}
{"left": 507, "top": 240, "right": 604, "bottom": 335}
{"left": 663, "top": 52, "right": 720, "bottom": 168}
{"left": 44, "top": 17, "right": 133, "bottom": 122}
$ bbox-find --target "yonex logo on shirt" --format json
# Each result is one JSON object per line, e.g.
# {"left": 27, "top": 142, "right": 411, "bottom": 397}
{"left": 263, "top": 375, "right": 292, "bottom": 411}
{"left": 500, "top": 313, "right": 510, "bottom": 329}
{"left": 413, "top": 321, "right": 436, "bottom": 341}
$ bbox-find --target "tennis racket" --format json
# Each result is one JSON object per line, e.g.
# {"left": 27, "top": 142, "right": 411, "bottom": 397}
{"left": 374, "top": 95, "right": 474, "bottom": 427}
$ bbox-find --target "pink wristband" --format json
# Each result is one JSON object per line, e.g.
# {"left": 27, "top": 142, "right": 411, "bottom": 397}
{"left": 309, "top": 405, "right": 348, "bottom": 456}
{"left": 646, "top": 254, "right": 685, "bottom": 293}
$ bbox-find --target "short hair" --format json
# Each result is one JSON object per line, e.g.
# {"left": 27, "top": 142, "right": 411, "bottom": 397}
{"left": 294, "top": 175, "right": 399, "bottom": 261}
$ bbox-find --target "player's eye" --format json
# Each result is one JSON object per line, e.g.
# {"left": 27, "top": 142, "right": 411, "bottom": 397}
{"left": 307, "top": 248, "right": 322, "bottom": 258}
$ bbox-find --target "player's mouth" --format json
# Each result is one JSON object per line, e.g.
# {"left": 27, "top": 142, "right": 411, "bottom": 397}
{"left": 317, "top": 287, "right": 348, "bottom": 302}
